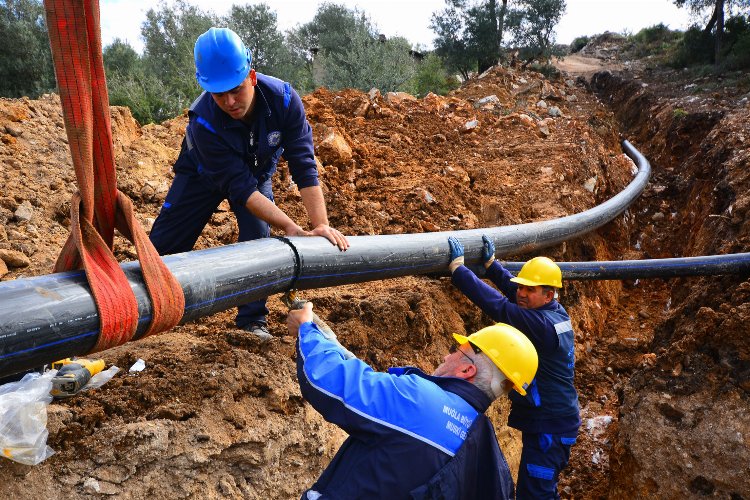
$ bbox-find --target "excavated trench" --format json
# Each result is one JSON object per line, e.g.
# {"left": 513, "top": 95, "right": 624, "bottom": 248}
{"left": 585, "top": 71, "right": 750, "bottom": 499}
{"left": 1, "top": 63, "right": 748, "bottom": 498}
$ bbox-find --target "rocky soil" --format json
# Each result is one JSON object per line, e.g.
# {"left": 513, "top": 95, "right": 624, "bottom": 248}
{"left": 590, "top": 63, "right": 750, "bottom": 499}
{"left": 0, "top": 40, "right": 748, "bottom": 498}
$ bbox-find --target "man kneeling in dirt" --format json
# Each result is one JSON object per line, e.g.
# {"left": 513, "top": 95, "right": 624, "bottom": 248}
{"left": 287, "top": 301, "right": 539, "bottom": 499}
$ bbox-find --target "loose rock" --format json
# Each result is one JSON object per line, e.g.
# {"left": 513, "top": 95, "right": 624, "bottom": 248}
{"left": 0, "top": 249, "right": 31, "bottom": 268}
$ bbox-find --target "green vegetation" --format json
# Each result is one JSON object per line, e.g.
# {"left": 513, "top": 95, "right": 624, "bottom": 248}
{"left": 412, "top": 53, "right": 461, "bottom": 97}
{"left": 319, "top": 34, "right": 417, "bottom": 93}
{"left": 569, "top": 35, "right": 590, "bottom": 53}
{"left": 722, "top": 14, "right": 750, "bottom": 68}
{"left": 624, "top": 23, "right": 683, "bottom": 60}
{"left": 611, "top": 13, "right": 750, "bottom": 72}
{"left": 0, "top": 0, "right": 55, "bottom": 98}
{"left": 297, "top": 4, "right": 419, "bottom": 94}
{"left": 111, "top": 1, "right": 436, "bottom": 123}
{"left": 671, "top": 0, "right": 750, "bottom": 68}
{"left": 506, "top": 0, "right": 567, "bottom": 66}
{"left": 672, "top": 13, "right": 750, "bottom": 70}
{"left": 672, "top": 26, "right": 715, "bottom": 68}
{"left": 431, "top": 0, "right": 567, "bottom": 78}
{"left": 225, "top": 3, "right": 311, "bottom": 93}
{"left": 1, "top": 0, "right": 572, "bottom": 124}
{"left": 673, "top": 108, "right": 688, "bottom": 119}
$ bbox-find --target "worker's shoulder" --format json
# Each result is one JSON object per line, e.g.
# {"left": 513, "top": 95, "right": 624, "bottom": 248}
{"left": 535, "top": 301, "right": 573, "bottom": 330}
{"left": 256, "top": 73, "right": 298, "bottom": 112}
{"left": 549, "top": 300, "right": 571, "bottom": 317}
{"left": 187, "top": 91, "right": 220, "bottom": 123}
{"left": 256, "top": 73, "right": 294, "bottom": 97}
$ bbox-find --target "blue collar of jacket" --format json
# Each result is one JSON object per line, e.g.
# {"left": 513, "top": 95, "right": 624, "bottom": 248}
{"left": 388, "top": 366, "right": 493, "bottom": 413}
{"left": 535, "top": 299, "right": 561, "bottom": 312}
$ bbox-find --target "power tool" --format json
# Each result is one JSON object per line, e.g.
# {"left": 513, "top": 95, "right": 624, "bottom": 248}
{"left": 50, "top": 358, "right": 105, "bottom": 399}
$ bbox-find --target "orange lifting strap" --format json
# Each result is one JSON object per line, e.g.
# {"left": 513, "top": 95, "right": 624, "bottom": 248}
{"left": 43, "top": 0, "right": 184, "bottom": 351}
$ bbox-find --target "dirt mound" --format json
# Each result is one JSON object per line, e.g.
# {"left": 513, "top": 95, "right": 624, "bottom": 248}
{"left": 577, "top": 32, "right": 628, "bottom": 61}
{"left": 0, "top": 63, "right": 631, "bottom": 498}
{"left": 3, "top": 55, "right": 747, "bottom": 499}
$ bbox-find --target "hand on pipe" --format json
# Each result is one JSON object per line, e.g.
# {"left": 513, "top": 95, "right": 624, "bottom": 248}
{"left": 283, "top": 223, "right": 312, "bottom": 238}
{"left": 310, "top": 223, "right": 350, "bottom": 251}
{"left": 448, "top": 236, "right": 465, "bottom": 273}
{"left": 481, "top": 234, "right": 496, "bottom": 269}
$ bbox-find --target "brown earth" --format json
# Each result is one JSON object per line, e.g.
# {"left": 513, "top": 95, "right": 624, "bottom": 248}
{"left": 553, "top": 53, "right": 624, "bottom": 81}
{"left": 0, "top": 43, "right": 749, "bottom": 499}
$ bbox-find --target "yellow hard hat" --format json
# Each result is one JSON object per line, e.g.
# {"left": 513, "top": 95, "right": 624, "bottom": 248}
{"left": 510, "top": 256, "right": 562, "bottom": 288}
{"left": 453, "top": 323, "right": 538, "bottom": 396}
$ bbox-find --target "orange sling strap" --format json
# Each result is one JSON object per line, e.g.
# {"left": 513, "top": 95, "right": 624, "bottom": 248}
{"left": 44, "top": 0, "right": 184, "bottom": 351}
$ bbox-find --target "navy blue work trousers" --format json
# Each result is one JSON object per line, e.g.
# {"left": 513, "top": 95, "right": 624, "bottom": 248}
{"left": 516, "top": 432, "right": 576, "bottom": 500}
{"left": 149, "top": 170, "right": 273, "bottom": 328}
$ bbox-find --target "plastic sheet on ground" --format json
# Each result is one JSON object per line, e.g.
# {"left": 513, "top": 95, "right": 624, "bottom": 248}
{"left": 0, "top": 372, "right": 55, "bottom": 465}
{"left": 86, "top": 365, "right": 120, "bottom": 390}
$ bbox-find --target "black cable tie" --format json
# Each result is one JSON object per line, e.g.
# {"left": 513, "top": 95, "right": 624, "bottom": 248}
{"left": 274, "top": 236, "right": 302, "bottom": 291}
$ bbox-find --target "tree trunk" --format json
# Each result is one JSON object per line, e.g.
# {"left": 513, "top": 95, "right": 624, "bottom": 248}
{"left": 715, "top": 0, "right": 724, "bottom": 66}
{"left": 703, "top": 4, "right": 718, "bottom": 35}
{"left": 488, "top": 0, "right": 498, "bottom": 54}
{"left": 478, "top": 0, "right": 502, "bottom": 72}
{"left": 498, "top": 0, "right": 508, "bottom": 50}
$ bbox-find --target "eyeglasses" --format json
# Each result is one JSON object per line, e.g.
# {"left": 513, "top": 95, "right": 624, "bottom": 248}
{"left": 449, "top": 342, "right": 481, "bottom": 364}
{"left": 211, "top": 81, "right": 245, "bottom": 98}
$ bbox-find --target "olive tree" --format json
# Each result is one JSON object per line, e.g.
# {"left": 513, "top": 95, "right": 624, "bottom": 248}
{"left": 0, "top": 0, "right": 55, "bottom": 97}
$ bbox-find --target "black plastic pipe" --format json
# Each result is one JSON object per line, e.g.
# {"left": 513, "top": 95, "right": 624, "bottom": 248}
{"left": 1, "top": 140, "right": 745, "bottom": 379}
{"left": 498, "top": 253, "right": 750, "bottom": 279}
{"left": 285, "top": 139, "right": 653, "bottom": 291}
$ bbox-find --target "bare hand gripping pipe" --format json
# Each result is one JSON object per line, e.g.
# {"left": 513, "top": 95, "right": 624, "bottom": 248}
{"left": 2, "top": 141, "right": 749, "bottom": 378}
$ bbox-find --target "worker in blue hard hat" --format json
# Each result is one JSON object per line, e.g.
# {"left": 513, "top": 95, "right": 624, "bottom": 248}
{"left": 447, "top": 235, "right": 580, "bottom": 500}
{"left": 150, "top": 27, "right": 349, "bottom": 341}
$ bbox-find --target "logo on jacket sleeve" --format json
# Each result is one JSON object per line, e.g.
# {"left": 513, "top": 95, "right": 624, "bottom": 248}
{"left": 268, "top": 131, "right": 282, "bottom": 147}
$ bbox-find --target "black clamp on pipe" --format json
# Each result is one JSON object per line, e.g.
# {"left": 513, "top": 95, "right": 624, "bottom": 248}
{"left": 274, "top": 235, "right": 303, "bottom": 292}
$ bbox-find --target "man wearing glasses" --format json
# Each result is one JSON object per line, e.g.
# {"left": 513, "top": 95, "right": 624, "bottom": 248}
{"left": 287, "top": 301, "right": 538, "bottom": 499}
{"left": 150, "top": 27, "right": 349, "bottom": 341}
{"left": 447, "top": 235, "right": 580, "bottom": 499}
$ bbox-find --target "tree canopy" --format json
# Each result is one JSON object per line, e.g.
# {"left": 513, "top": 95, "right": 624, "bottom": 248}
{"left": 0, "top": 0, "right": 55, "bottom": 98}
{"left": 430, "top": 0, "right": 565, "bottom": 77}
{"left": 673, "top": 0, "right": 750, "bottom": 63}
{"left": 430, "top": 0, "right": 509, "bottom": 78}
{"left": 507, "top": 0, "right": 566, "bottom": 65}
{"left": 141, "top": 0, "right": 215, "bottom": 104}
{"left": 289, "top": 3, "right": 419, "bottom": 93}
{"left": 1, "top": 1, "right": 460, "bottom": 122}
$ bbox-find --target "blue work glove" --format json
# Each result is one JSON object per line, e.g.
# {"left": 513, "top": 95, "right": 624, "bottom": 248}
{"left": 481, "top": 234, "right": 496, "bottom": 269}
{"left": 448, "top": 236, "right": 465, "bottom": 273}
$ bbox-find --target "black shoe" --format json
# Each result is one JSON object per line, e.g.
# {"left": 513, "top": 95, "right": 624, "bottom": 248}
{"left": 243, "top": 321, "right": 272, "bottom": 342}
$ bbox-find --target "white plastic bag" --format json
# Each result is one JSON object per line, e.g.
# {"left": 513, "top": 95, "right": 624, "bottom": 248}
{"left": 129, "top": 358, "right": 146, "bottom": 373}
{"left": 85, "top": 365, "right": 120, "bottom": 390}
{"left": 0, "top": 371, "right": 55, "bottom": 465}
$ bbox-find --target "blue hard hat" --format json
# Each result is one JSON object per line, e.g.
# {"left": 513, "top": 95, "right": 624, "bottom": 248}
{"left": 194, "top": 27, "right": 252, "bottom": 93}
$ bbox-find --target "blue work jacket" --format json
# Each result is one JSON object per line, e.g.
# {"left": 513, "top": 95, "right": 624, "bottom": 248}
{"left": 297, "top": 322, "right": 514, "bottom": 499}
{"left": 175, "top": 73, "right": 319, "bottom": 208}
{"left": 452, "top": 263, "right": 580, "bottom": 435}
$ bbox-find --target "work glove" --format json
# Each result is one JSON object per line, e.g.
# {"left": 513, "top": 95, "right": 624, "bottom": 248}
{"left": 448, "top": 236, "right": 465, "bottom": 273}
{"left": 481, "top": 234, "right": 496, "bottom": 269}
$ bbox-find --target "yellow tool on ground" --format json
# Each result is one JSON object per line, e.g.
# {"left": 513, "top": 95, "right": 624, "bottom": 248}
{"left": 50, "top": 358, "right": 105, "bottom": 399}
